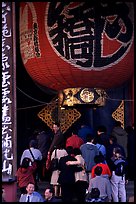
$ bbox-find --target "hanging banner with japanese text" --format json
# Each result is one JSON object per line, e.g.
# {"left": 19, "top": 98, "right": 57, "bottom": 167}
{"left": 2, "top": 2, "right": 16, "bottom": 181}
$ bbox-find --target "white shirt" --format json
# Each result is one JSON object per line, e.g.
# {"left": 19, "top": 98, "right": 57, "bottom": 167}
{"left": 26, "top": 194, "right": 32, "bottom": 202}
{"left": 20, "top": 147, "right": 42, "bottom": 165}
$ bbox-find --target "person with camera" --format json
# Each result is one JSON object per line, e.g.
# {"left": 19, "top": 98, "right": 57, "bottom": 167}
{"left": 20, "top": 140, "right": 42, "bottom": 190}
{"left": 16, "top": 157, "right": 37, "bottom": 195}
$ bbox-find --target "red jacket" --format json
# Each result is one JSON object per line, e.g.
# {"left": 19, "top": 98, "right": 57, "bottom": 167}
{"left": 66, "top": 134, "right": 84, "bottom": 149}
{"left": 16, "top": 162, "right": 37, "bottom": 188}
{"left": 91, "top": 163, "right": 111, "bottom": 178}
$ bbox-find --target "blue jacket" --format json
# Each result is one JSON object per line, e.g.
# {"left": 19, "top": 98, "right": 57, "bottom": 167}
{"left": 80, "top": 143, "right": 99, "bottom": 172}
{"left": 19, "top": 191, "right": 44, "bottom": 202}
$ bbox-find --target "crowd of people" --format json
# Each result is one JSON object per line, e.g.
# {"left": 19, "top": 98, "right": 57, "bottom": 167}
{"left": 14, "top": 121, "right": 134, "bottom": 202}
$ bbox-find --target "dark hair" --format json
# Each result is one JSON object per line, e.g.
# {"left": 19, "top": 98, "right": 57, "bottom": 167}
{"left": 66, "top": 146, "right": 74, "bottom": 155}
{"left": 109, "top": 135, "right": 117, "bottom": 143}
{"left": 86, "top": 134, "right": 94, "bottom": 142}
{"left": 90, "top": 188, "right": 100, "bottom": 198}
{"left": 26, "top": 182, "right": 35, "bottom": 187}
{"left": 115, "top": 121, "right": 122, "bottom": 127}
{"left": 94, "top": 166, "right": 102, "bottom": 176}
{"left": 73, "top": 148, "right": 82, "bottom": 156}
{"left": 97, "top": 125, "right": 107, "bottom": 133}
{"left": 29, "top": 139, "right": 37, "bottom": 148}
{"left": 21, "top": 157, "right": 31, "bottom": 168}
{"left": 113, "top": 147, "right": 122, "bottom": 155}
{"left": 55, "top": 142, "right": 65, "bottom": 149}
{"left": 71, "top": 129, "right": 78, "bottom": 135}
{"left": 94, "top": 155, "right": 105, "bottom": 164}
{"left": 45, "top": 185, "right": 54, "bottom": 194}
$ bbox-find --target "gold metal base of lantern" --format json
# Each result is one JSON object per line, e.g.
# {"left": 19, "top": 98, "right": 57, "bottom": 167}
{"left": 37, "top": 88, "right": 107, "bottom": 133}
{"left": 59, "top": 88, "right": 107, "bottom": 107}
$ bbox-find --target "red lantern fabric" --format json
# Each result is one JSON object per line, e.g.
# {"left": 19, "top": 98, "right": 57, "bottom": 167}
{"left": 19, "top": 2, "right": 134, "bottom": 91}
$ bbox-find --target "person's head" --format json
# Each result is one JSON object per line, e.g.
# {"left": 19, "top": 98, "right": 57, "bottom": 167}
{"left": 66, "top": 146, "right": 74, "bottom": 155}
{"left": 21, "top": 157, "right": 31, "bottom": 168}
{"left": 26, "top": 182, "right": 35, "bottom": 195}
{"left": 33, "top": 129, "right": 40, "bottom": 137}
{"left": 97, "top": 125, "right": 107, "bottom": 135}
{"left": 94, "top": 166, "right": 102, "bottom": 176}
{"left": 109, "top": 135, "right": 117, "bottom": 144}
{"left": 113, "top": 147, "right": 122, "bottom": 158}
{"left": 94, "top": 154, "right": 105, "bottom": 164}
{"left": 52, "top": 122, "right": 60, "bottom": 133}
{"left": 86, "top": 133, "right": 94, "bottom": 143}
{"left": 71, "top": 129, "right": 78, "bottom": 136}
{"left": 29, "top": 139, "right": 37, "bottom": 148}
{"left": 115, "top": 120, "right": 122, "bottom": 127}
{"left": 55, "top": 142, "right": 65, "bottom": 149}
{"left": 73, "top": 148, "right": 82, "bottom": 156}
{"left": 44, "top": 186, "right": 54, "bottom": 201}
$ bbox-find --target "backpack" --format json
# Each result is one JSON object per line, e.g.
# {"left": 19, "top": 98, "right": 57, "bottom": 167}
{"left": 49, "top": 149, "right": 59, "bottom": 171}
{"left": 114, "top": 159, "right": 127, "bottom": 178}
{"left": 85, "top": 188, "right": 103, "bottom": 202}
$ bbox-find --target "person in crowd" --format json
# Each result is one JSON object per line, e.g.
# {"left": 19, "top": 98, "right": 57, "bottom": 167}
{"left": 65, "top": 129, "right": 84, "bottom": 149}
{"left": 66, "top": 148, "right": 88, "bottom": 202}
{"left": 78, "top": 123, "right": 94, "bottom": 143}
{"left": 91, "top": 154, "right": 111, "bottom": 179}
{"left": 95, "top": 125, "right": 110, "bottom": 149}
{"left": 16, "top": 157, "right": 37, "bottom": 194}
{"left": 20, "top": 139, "right": 42, "bottom": 165}
{"left": 50, "top": 143, "right": 68, "bottom": 198}
{"left": 20, "top": 139, "right": 42, "bottom": 190}
{"left": 2, "top": 187, "right": 6, "bottom": 202}
{"left": 125, "top": 125, "right": 134, "bottom": 180}
{"left": 93, "top": 138, "right": 106, "bottom": 162}
{"left": 80, "top": 134, "right": 99, "bottom": 183}
{"left": 110, "top": 147, "right": 128, "bottom": 202}
{"left": 57, "top": 146, "right": 82, "bottom": 202}
{"left": 88, "top": 166, "right": 112, "bottom": 202}
{"left": 44, "top": 185, "right": 62, "bottom": 202}
{"left": 19, "top": 182, "right": 44, "bottom": 202}
{"left": 48, "top": 122, "right": 64, "bottom": 155}
{"left": 46, "top": 122, "right": 64, "bottom": 170}
{"left": 111, "top": 120, "right": 128, "bottom": 157}
{"left": 36, "top": 128, "right": 52, "bottom": 181}
{"left": 106, "top": 135, "right": 126, "bottom": 170}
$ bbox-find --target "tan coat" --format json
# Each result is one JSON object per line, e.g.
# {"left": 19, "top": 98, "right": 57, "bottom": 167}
{"left": 50, "top": 149, "right": 68, "bottom": 185}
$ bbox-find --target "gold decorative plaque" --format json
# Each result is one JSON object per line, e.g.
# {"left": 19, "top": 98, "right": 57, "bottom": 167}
{"left": 37, "top": 98, "right": 81, "bottom": 133}
{"left": 112, "top": 100, "right": 124, "bottom": 128}
{"left": 80, "top": 88, "right": 94, "bottom": 103}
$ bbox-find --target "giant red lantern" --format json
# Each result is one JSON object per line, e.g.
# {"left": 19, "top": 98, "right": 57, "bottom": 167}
{"left": 19, "top": 2, "right": 134, "bottom": 92}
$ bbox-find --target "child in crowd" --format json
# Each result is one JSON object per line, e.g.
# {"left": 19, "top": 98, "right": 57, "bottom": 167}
{"left": 110, "top": 147, "right": 128, "bottom": 202}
